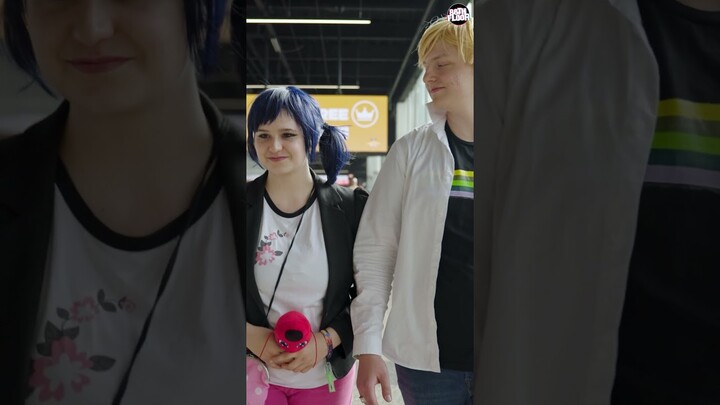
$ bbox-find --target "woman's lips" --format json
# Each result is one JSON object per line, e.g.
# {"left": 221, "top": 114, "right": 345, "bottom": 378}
{"left": 68, "top": 57, "right": 132, "bottom": 74}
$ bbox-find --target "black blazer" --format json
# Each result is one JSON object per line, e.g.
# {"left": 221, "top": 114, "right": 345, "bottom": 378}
{"left": 0, "top": 94, "right": 246, "bottom": 404}
{"left": 244, "top": 171, "right": 367, "bottom": 379}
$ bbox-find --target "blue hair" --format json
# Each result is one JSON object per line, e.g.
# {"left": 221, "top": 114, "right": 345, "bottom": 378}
{"left": 2, "top": 0, "right": 226, "bottom": 94}
{"left": 247, "top": 86, "right": 351, "bottom": 185}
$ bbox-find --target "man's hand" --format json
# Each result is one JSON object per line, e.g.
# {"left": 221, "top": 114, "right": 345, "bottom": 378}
{"left": 356, "top": 354, "right": 392, "bottom": 405}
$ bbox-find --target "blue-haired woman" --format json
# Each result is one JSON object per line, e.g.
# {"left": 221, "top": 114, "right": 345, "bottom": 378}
{"left": 0, "top": 1, "right": 246, "bottom": 404}
{"left": 245, "top": 86, "right": 367, "bottom": 405}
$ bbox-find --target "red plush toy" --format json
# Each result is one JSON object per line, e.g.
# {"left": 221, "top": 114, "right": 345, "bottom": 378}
{"left": 274, "top": 311, "right": 312, "bottom": 353}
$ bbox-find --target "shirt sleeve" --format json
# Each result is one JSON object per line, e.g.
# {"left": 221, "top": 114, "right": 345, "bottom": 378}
{"left": 350, "top": 135, "right": 410, "bottom": 356}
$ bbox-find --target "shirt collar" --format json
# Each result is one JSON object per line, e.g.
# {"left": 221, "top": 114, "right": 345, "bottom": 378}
{"left": 426, "top": 101, "right": 448, "bottom": 141}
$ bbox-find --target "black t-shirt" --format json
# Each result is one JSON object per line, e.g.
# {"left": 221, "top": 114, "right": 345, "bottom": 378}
{"left": 434, "top": 122, "right": 474, "bottom": 372}
{"left": 613, "top": 1, "right": 720, "bottom": 403}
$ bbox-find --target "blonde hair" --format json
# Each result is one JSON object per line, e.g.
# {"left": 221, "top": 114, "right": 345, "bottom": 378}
{"left": 417, "top": 17, "right": 474, "bottom": 65}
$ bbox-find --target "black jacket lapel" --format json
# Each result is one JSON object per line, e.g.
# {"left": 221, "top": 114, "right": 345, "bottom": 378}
{"left": 314, "top": 177, "right": 353, "bottom": 329}
{"left": 201, "top": 94, "right": 246, "bottom": 305}
{"left": 0, "top": 102, "right": 65, "bottom": 403}
{"left": 245, "top": 172, "right": 270, "bottom": 326}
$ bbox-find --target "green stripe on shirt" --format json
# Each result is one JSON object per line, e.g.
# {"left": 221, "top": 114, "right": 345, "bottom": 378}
{"left": 452, "top": 179, "right": 474, "bottom": 188}
{"left": 652, "top": 131, "right": 720, "bottom": 156}
{"left": 658, "top": 99, "right": 720, "bottom": 121}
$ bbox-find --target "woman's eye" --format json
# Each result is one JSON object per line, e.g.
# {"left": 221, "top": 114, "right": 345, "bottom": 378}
{"left": 283, "top": 132, "right": 296, "bottom": 138}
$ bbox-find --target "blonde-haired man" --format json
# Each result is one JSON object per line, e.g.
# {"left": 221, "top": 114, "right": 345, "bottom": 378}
{"left": 351, "top": 17, "right": 474, "bottom": 405}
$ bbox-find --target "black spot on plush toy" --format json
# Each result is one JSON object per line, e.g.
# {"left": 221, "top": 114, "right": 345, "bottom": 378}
{"left": 274, "top": 310, "right": 312, "bottom": 353}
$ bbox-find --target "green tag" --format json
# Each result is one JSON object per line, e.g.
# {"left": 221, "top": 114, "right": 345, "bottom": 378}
{"left": 325, "top": 362, "right": 336, "bottom": 393}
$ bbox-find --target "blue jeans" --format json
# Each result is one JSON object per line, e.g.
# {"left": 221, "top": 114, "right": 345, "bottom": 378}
{"left": 395, "top": 364, "right": 474, "bottom": 405}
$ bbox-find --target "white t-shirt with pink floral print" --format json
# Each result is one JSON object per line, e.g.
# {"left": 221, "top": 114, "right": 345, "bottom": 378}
{"left": 254, "top": 192, "right": 329, "bottom": 389}
{"left": 25, "top": 167, "right": 243, "bottom": 405}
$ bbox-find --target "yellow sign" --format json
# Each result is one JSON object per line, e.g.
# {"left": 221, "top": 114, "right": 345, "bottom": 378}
{"left": 247, "top": 93, "right": 388, "bottom": 153}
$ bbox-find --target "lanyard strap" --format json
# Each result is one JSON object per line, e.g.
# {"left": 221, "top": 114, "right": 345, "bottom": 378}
{"left": 264, "top": 185, "right": 316, "bottom": 321}
{"left": 112, "top": 152, "right": 216, "bottom": 405}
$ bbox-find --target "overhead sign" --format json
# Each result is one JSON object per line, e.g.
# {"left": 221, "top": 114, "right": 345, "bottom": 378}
{"left": 247, "top": 93, "right": 388, "bottom": 153}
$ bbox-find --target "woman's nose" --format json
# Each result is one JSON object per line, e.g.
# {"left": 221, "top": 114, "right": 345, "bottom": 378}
{"left": 72, "top": 0, "right": 115, "bottom": 47}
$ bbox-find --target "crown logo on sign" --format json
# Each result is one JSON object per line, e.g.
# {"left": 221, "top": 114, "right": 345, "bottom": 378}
{"left": 355, "top": 107, "right": 375, "bottom": 122}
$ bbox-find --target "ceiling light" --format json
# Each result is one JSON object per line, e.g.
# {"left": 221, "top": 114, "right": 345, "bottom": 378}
{"left": 247, "top": 18, "right": 371, "bottom": 25}
{"left": 247, "top": 84, "right": 360, "bottom": 90}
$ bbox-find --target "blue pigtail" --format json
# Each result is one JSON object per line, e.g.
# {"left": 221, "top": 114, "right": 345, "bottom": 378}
{"left": 318, "top": 123, "right": 352, "bottom": 185}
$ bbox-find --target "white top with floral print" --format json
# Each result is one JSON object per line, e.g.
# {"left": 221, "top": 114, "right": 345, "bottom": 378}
{"left": 26, "top": 186, "right": 243, "bottom": 405}
{"left": 254, "top": 195, "right": 329, "bottom": 389}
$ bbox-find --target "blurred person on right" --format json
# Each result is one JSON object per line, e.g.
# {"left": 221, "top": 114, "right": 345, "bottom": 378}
{"left": 473, "top": 0, "right": 719, "bottom": 404}
{"left": 351, "top": 16, "right": 475, "bottom": 405}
